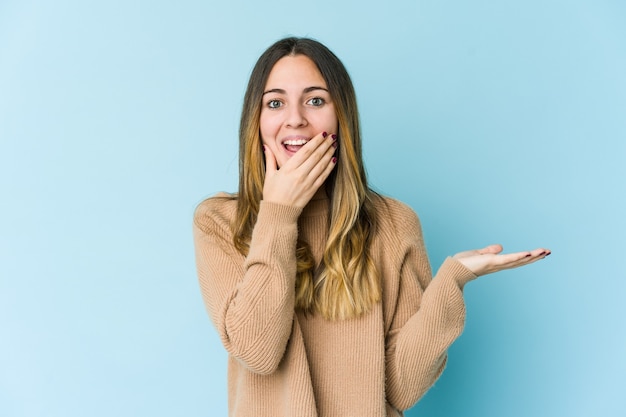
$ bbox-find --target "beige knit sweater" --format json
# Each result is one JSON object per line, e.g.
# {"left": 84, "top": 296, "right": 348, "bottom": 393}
{"left": 193, "top": 192, "right": 477, "bottom": 417}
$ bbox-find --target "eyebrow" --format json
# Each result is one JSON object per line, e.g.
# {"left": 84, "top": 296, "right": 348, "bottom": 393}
{"left": 262, "top": 86, "right": 329, "bottom": 95}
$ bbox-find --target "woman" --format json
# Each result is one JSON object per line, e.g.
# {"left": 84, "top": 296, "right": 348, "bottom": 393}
{"left": 193, "top": 37, "right": 550, "bottom": 417}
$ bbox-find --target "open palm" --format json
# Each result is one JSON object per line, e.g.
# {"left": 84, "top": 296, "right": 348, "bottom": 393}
{"left": 453, "top": 244, "right": 550, "bottom": 277}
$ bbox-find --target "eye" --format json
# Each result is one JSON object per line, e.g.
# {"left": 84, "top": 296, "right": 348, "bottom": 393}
{"left": 307, "top": 97, "right": 325, "bottom": 107}
{"left": 267, "top": 99, "right": 282, "bottom": 109}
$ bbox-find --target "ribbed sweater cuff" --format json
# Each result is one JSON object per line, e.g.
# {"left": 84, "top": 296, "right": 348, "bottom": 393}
{"left": 437, "top": 257, "right": 478, "bottom": 289}
{"left": 258, "top": 200, "right": 304, "bottom": 225}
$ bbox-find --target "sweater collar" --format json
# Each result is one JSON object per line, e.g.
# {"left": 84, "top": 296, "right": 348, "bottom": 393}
{"left": 300, "top": 195, "right": 330, "bottom": 218}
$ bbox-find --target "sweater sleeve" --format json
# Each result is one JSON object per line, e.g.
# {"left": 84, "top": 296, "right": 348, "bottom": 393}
{"left": 384, "top": 203, "right": 477, "bottom": 410}
{"left": 193, "top": 197, "right": 303, "bottom": 375}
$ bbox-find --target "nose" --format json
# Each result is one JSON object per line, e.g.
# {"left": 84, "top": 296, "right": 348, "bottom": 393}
{"left": 285, "top": 104, "right": 308, "bottom": 128}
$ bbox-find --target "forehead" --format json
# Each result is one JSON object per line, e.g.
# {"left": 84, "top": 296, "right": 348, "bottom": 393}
{"left": 265, "top": 55, "right": 327, "bottom": 89}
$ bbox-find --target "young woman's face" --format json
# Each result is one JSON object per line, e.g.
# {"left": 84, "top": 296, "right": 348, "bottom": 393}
{"left": 260, "top": 55, "right": 338, "bottom": 168}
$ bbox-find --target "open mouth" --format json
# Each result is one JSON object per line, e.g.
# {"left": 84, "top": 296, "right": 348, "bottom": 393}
{"left": 282, "top": 138, "right": 309, "bottom": 153}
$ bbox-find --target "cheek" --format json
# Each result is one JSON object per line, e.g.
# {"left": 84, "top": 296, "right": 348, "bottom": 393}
{"left": 259, "top": 113, "right": 278, "bottom": 136}
{"left": 319, "top": 109, "right": 338, "bottom": 131}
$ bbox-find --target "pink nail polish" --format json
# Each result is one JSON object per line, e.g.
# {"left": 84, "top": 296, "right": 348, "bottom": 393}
{"left": 331, "top": 134, "right": 337, "bottom": 140}
{"left": 332, "top": 142, "right": 338, "bottom": 148}
{"left": 332, "top": 157, "right": 337, "bottom": 164}
{"left": 322, "top": 132, "right": 328, "bottom": 138}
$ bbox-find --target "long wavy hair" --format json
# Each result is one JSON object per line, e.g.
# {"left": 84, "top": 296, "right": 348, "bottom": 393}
{"left": 233, "top": 37, "right": 380, "bottom": 320}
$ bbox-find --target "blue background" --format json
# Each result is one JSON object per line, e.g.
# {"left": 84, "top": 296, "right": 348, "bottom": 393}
{"left": 1, "top": 0, "right": 625, "bottom": 416}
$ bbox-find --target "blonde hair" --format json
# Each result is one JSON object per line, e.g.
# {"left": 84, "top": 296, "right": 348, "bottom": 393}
{"left": 233, "top": 37, "right": 380, "bottom": 320}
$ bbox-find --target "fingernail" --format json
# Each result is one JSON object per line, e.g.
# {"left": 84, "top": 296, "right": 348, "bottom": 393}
{"left": 545, "top": 252, "right": 551, "bottom": 257}
{"left": 332, "top": 157, "right": 337, "bottom": 164}
{"left": 322, "top": 132, "right": 327, "bottom": 138}
{"left": 262, "top": 145, "right": 266, "bottom": 151}
{"left": 331, "top": 134, "right": 337, "bottom": 140}
{"left": 332, "top": 142, "right": 338, "bottom": 148}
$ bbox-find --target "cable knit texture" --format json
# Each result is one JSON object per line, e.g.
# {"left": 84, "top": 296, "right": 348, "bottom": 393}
{"left": 193, "top": 192, "right": 477, "bottom": 417}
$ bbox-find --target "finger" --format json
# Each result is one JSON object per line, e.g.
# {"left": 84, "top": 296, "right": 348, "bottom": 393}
{"left": 525, "top": 249, "right": 551, "bottom": 263}
{"left": 456, "top": 244, "right": 502, "bottom": 258}
{"left": 515, "top": 248, "right": 551, "bottom": 264}
{"left": 300, "top": 132, "right": 336, "bottom": 174}
{"left": 478, "top": 244, "right": 503, "bottom": 255}
{"left": 309, "top": 146, "right": 338, "bottom": 190}
{"left": 530, "top": 248, "right": 551, "bottom": 257}
{"left": 498, "top": 248, "right": 550, "bottom": 262}
{"left": 263, "top": 144, "right": 277, "bottom": 175}
{"left": 307, "top": 134, "right": 337, "bottom": 171}
{"left": 494, "top": 248, "right": 551, "bottom": 270}
{"left": 287, "top": 132, "right": 336, "bottom": 172}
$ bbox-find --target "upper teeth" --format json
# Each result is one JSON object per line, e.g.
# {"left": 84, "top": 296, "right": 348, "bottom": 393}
{"left": 283, "top": 139, "right": 308, "bottom": 145}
